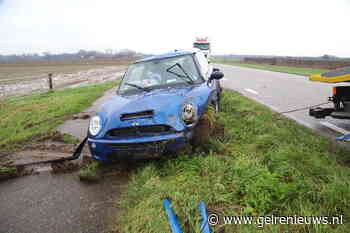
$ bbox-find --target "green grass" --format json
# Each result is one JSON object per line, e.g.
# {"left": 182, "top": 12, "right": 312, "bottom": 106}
{"left": 61, "top": 134, "right": 80, "bottom": 144}
{"left": 115, "top": 90, "right": 350, "bottom": 233}
{"left": 79, "top": 161, "right": 101, "bottom": 182}
{"left": 0, "top": 81, "right": 118, "bottom": 151}
{"left": 0, "top": 166, "right": 16, "bottom": 173}
{"left": 213, "top": 59, "right": 329, "bottom": 76}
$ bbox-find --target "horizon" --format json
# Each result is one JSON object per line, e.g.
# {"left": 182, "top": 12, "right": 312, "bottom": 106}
{"left": 1, "top": 50, "right": 349, "bottom": 59}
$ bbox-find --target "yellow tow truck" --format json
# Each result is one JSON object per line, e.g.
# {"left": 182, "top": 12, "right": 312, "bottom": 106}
{"left": 309, "top": 67, "right": 350, "bottom": 140}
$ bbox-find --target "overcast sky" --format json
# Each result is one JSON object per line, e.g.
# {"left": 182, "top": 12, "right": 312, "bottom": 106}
{"left": 0, "top": 0, "right": 349, "bottom": 57}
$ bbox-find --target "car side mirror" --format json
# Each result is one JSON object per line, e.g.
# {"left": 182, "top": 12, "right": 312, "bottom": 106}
{"left": 209, "top": 71, "right": 224, "bottom": 81}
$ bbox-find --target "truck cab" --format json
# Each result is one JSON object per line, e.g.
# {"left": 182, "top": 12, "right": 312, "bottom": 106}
{"left": 193, "top": 37, "right": 211, "bottom": 59}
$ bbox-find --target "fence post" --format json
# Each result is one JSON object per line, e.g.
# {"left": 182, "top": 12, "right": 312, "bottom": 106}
{"left": 48, "top": 73, "right": 53, "bottom": 90}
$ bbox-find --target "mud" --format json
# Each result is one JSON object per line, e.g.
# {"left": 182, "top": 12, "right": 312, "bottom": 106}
{"left": 51, "top": 161, "right": 80, "bottom": 174}
{"left": 72, "top": 112, "right": 91, "bottom": 120}
{"left": 191, "top": 115, "right": 215, "bottom": 147}
{"left": 0, "top": 131, "right": 90, "bottom": 179}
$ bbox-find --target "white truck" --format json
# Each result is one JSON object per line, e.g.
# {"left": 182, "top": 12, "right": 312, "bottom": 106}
{"left": 193, "top": 37, "right": 211, "bottom": 59}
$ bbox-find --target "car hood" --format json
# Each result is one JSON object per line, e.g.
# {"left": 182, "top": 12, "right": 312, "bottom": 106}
{"left": 95, "top": 85, "right": 211, "bottom": 138}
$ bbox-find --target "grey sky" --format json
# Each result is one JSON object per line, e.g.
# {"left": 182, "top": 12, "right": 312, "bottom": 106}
{"left": 0, "top": 0, "right": 349, "bottom": 57}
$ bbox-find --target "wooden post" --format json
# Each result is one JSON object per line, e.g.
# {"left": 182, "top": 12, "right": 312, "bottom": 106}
{"left": 48, "top": 73, "right": 53, "bottom": 90}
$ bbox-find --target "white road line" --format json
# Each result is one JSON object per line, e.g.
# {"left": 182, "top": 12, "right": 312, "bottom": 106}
{"left": 244, "top": 88, "right": 259, "bottom": 95}
{"left": 320, "top": 121, "right": 350, "bottom": 135}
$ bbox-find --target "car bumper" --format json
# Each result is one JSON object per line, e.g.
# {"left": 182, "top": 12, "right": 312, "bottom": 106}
{"left": 88, "top": 131, "right": 193, "bottom": 162}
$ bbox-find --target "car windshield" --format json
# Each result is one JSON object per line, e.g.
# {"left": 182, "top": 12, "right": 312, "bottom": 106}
{"left": 193, "top": 43, "right": 210, "bottom": 50}
{"left": 119, "top": 54, "right": 201, "bottom": 95}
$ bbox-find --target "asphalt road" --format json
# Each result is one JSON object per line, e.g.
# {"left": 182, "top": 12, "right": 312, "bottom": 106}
{"left": 0, "top": 172, "right": 126, "bottom": 233}
{"left": 217, "top": 63, "right": 350, "bottom": 144}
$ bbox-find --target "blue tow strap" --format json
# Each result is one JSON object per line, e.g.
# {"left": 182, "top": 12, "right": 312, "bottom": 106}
{"left": 162, "top": 199, "right": 211, "bottom": 233}
{"left": 162, "top": 199, "right": 183, "bottom": 233}
{"left": 198, "top": 201, "right": 211, "bottom": 233}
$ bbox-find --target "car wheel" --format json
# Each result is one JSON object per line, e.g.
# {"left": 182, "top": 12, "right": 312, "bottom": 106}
{"left": 190, "top": 103, "right": 217, "bottom": 149}
{"left": 190, "top": 115, "right": 211, "bottom": 149}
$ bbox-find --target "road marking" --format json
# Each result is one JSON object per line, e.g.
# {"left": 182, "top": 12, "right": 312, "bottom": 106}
{"left": 320, "top": 121, "right": 350, "bottom": 135}
{"left": 244, "top": 88, "right": 259, "bottom": 95}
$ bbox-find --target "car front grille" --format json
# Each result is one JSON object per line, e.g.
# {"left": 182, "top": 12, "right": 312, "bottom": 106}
{"left": 107, "top": 141, "right": 168, "bottom": 151}
{"left": 120, "top": 110, "right": 154, "bottom": 121}
{"left": 107, "top": 125, "right": 172, "bottom": 138}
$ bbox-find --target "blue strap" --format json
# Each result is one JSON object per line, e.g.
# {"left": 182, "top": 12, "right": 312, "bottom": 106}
{"left": 162, "top": 199, "right": 183, "bottom": 233}
{"left": 198, "top": 201, "right": 211, "bottom": 233}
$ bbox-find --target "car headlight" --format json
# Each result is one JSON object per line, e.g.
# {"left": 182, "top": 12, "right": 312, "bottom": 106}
{"left": 89, "top": 116, "right": 102, "bottom": 136}
{"left": 182, "top": 103, "right": 197, "bottom": 125}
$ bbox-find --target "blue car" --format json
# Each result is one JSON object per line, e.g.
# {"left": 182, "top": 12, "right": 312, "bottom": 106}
{"left": 88, "top": 49, "right": 224, "bottom": 161}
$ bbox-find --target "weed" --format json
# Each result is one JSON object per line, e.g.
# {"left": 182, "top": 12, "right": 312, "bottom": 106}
{"left": 78, "top": 161, "right": 101, "bottom": 182}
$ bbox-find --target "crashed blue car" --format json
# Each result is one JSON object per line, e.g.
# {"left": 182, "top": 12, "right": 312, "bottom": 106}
{"left": 87, "top": 50, "right": 224, "bottom": 161}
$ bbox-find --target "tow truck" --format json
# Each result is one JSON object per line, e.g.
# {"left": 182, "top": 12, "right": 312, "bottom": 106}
{"left": 193, "top": 37, "right": 211, "bottom": 59}
{"left": 309, "top": 66, "right": 350, "bottom": 140}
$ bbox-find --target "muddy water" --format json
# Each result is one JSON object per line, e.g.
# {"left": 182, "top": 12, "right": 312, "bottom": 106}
{"left": 0, "top": 171, "right": 126, "bottom": 233}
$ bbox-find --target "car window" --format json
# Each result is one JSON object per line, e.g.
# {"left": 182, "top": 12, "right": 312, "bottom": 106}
{"left": 195, "top": 52, "right": 209, "bottom": 78}
{"left": 119, "top": 55, "right": 201, "bottom": 94}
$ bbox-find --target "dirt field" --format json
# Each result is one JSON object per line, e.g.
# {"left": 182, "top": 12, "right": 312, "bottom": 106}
{"left": 0, "top": 59, "right": 133, "bottom": 81}
{"left": 0, "top": 59, "right": 131, "bottom": 98}
{"left": 0, "top": 64, "right": 112, "bottom": 80}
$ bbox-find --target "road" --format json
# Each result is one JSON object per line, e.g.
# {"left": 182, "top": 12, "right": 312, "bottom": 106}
{"left": 0, "top": 172, "right": 126, "bottom": 233}
{"left": 217, "top": 63, "right": 350, "bottom": 144}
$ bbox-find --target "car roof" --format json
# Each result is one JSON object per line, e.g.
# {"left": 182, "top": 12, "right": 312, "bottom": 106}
{"left": 134, "top": 49, "right": 199, "bottom": 63}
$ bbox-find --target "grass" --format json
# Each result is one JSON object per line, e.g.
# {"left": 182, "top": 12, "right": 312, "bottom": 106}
{"left": 0, "top": 81, "right": 118, "bottom": 151}
{"left": 115, "top": 90, "right": 350, "bottom": 233}
{"left": 78, "top": 161, "right": 101, "bottom": 182}
{"left": 0, "top": 166, "right": 16, "bottom": 173}
{"left": 61, "top": 134, "right": 80, "bottom": 144}
{"left": 213, "top": 59, "right": 329, "bottom": 76}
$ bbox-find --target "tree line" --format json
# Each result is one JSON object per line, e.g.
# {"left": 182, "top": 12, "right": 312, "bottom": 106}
{"left": 0, "top": 49, "right": 145, "bottom": 64}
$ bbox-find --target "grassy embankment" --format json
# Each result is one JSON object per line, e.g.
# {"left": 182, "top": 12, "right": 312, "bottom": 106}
{"left": 213, "top": 59, "right": 329, "bottom": 76}
{"left": 115, "top": 90, "right": 350, "bottom": 233}
{"left": 0, "top": 81, "right": 118, "bottom": 152}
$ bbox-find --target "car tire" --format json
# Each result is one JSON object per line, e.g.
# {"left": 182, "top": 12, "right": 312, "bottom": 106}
{"left": 190, "top": 116, "right": 211, "bottom": 149}
{"left": 190, "top": 103, "right": 217, "bottom": 149}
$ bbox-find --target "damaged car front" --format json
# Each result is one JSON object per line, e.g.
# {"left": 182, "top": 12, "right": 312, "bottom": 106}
{"left": 87, "top": 50, "right": 223, "bottom": 161}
